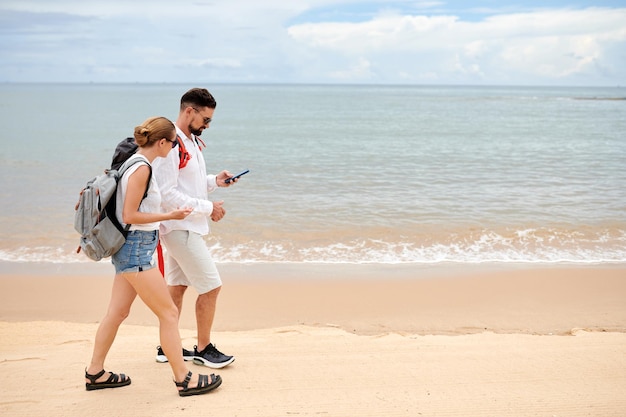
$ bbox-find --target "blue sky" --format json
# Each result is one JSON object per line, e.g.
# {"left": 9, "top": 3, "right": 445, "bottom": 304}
{"left": 1, "top": 0, "right": 625, "bottom": 85}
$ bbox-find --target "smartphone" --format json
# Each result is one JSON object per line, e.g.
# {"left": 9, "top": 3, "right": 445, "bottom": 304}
{"left": 225, "top": 169, "right": 249, "bottom": 184}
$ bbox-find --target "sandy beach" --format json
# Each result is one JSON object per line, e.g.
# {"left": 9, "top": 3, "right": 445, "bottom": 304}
{"left": 1, "top": 263, "right": 625, "bottom": 416}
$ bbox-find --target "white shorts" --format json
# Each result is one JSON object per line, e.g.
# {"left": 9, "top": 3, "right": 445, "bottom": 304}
{"left": 161, "top": 230, "right": 222, "bottom": 294}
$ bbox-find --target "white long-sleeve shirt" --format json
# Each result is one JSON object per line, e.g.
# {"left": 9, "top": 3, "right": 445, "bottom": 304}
{"left": 153, "top": 125, "right": 218, "bottom": 236}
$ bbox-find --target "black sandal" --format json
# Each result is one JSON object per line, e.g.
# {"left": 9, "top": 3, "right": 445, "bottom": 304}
{"left": 174, "top": 371, "right": 222, "bottom": 397}
{"left": 85, "top": 369, "right": 131, "bottom": 391}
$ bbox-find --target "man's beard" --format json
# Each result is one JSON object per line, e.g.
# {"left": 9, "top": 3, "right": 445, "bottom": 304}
{"left": 189, "top": 124, "right": 204, "bottom": 137}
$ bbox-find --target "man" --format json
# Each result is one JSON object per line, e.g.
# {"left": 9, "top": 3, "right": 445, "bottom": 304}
{"left": 152, "top": 87, "right": 236, "bottom": 369}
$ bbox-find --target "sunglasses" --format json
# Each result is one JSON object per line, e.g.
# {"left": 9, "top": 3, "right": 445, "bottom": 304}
{"left": 164, "top": 138, "right": 178, "bottom": 148}
{"left": 192, "top": 107, "right": 213, "bottom": 125}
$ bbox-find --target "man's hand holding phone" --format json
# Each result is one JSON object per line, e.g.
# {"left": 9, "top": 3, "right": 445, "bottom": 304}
{"left": 225, "top": 169, "right": 249, "bottom": 184}
{"left": 217, "top": 169, "right": 249, "bottom": 186}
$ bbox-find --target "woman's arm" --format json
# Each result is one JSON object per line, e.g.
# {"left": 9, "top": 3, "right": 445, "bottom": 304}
{"left": 122, "top": 165, "right": 192, "bottom": 224}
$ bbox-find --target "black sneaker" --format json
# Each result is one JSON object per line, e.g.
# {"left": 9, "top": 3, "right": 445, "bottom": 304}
{"left": 155, "top": 345, "right": 195, "bottom": 363}
{"left": 193, "top": 344, "right": 235, "bottom": 369}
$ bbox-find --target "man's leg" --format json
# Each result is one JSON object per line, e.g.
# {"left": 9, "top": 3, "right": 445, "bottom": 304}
{"left": 156, "top": 283, "right": 194, "bottom": 363}
{"left": 157, "top": 233, "right": 195, "bottom": 363}
{"left": 193, "top": 283, "right": 233, "bottom": 368}
{"left": 164, "top": 230, "right": 234, "bottom": 368}
{"left": 168, "top": 285, "right": 188, "bottom": 318}
{"left": 196, "top": 285, "right": 220, "bottom": 350}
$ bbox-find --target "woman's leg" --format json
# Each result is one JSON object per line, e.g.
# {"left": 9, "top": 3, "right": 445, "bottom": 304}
{"left": 123, "top": 267, "right": 199, "bottom": 387}
{"left": 86, "top": 273, "right": 137, "bottom": 381}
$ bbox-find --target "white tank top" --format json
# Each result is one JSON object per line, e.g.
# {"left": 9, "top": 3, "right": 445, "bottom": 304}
{"left": 115, "top": 154, "right": 162, "bottom": 231}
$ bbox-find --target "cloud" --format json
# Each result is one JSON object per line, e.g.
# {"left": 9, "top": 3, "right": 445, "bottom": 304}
{"left": 178, "top": 58, "right": 243, "bottom": 70}
{"left": 288, "top": 14, "right": 460, "bottom": 52}
{"left": 286, "top": 7, "right": 626, "bottom": 85}
{"left": 0, "top": 1, "right": 625, "bottom": 85}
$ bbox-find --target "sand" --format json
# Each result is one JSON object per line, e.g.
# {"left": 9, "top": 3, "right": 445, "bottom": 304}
{"left": 0, "top": 262, "right": 625, "bottom": 416}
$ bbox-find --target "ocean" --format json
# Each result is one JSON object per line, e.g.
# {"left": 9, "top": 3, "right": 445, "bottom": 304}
{"left": 0, "top": 83, "right": 625, "bottom": 265}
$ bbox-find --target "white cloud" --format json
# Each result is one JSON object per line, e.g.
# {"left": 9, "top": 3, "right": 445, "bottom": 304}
{"left": 288, "top": 14, "right": 460, "bottom": 52}
{"left": 180, "top": 58, "right": 243, "bottom": 70}
{"left": 0, "top": 2, "right": 625, "bottom": 85}
{"left": 287, "top": 7, "right": 626, "bottom": 84}
{"left": 0, "top": 0, "right": 307, "bottom": 19}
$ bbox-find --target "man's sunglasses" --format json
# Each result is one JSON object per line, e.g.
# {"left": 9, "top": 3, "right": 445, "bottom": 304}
{"left": 192, "top": 107, "right": 213, "bottom": 125}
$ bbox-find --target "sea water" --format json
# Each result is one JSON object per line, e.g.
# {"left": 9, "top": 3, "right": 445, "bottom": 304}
{"left": 0, "top": 83, "right": 625, "bottom": 265}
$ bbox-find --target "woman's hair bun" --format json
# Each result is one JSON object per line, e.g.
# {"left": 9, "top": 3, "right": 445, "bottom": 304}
{"left": 133, "top": 116, "right": 175, "bottom": 148}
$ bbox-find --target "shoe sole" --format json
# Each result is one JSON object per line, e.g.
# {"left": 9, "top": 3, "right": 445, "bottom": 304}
{"left": 193, "top": 356, "right": 235, "bottom": 369}
{"left": 156, "top": 355, "right": 195, "bottom": 363}
{"left": 85, "top": 378, "right": 132, "bottom": 391}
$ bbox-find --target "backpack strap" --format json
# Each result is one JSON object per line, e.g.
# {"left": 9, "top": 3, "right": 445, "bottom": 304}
{"left": 118, "top": 158, "right": 152, "bottom": 201}
{"left": 176, "top": 133, "right": 205, "bottom": 169}
{"left": 117, "top": 157, "right": 152, "bottom": 233}
{"left": 176, "top": 134, "right": 191, "bottom": 169}
{"left": 194, "top": 136, "right": 206, "bottom": 150}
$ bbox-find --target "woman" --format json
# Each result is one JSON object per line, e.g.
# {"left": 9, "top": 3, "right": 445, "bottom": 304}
{"left": 84, "top": 116, "right": 222, "bottom": 397}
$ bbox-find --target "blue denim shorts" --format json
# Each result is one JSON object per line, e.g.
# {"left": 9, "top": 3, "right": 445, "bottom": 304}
{"left": 112, "top": 230, "right": 159, "bottom": 274}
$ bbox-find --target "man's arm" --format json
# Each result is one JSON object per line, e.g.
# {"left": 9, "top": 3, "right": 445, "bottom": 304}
{"left": 153, "top": 150, "right": 214, "bottom": 215}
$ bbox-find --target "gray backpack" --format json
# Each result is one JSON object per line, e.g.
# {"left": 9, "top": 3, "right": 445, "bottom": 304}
{"left": 74, "top": 157, "right": 151, "bottom": 261}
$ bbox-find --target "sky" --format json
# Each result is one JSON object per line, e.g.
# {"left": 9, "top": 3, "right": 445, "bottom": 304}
{"left": 1, "top": 0, "right": 625, "bottom": 86}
